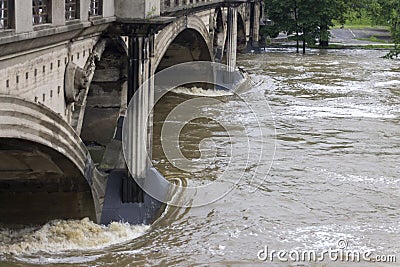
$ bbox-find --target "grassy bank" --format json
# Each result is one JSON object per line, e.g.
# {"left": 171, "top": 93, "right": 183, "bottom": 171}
{"left": 265, "top": 43, "right": 394, "bottom": 50}
{"left": 309, "top": 44, "right": 394, "bottom": 49}
{"left": 356, "top": 36, "right": 392, "bottom": 43}
{"left": 332, "top": 11, "right": 390, "bottom": 30}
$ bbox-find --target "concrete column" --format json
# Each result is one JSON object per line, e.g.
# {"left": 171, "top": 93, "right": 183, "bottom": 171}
{"left": 145, "top": 0, "right": 160, "bottom": 18}
{"left": 147, "top": 35, "right": 155, "bottom": 164}
{"left": 115, "top": 0, "right": 160, "bottom": 19}
{"left": 252, "top": 2, "right": 260, "bottom": 51}
{"left": 14, "top": 0, "right": 32, "bottom": 33}
{"left": 80, "top": 0, "right": 89, "bottom": 22}
{"left": 226, "top": 5, "right": 237, "bottom": 72}
{"left": 160, "top": 0, "right": 165, "bottom": 13}
{"left": 102, "top": 0, "right": 115, "bottom": 17}
{"left": 246, "top": 1, "right": 261, "bottom": 52}
{"left": 125, "top": 34, "right": 153, "bottom": 203}
{"left": 52, "top": 1, "right": 65, "bottom": 26}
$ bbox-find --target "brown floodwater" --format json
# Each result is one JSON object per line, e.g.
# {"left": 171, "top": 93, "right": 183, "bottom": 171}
{"left": 1, "top": 48, "right": 399, "bottom": 266}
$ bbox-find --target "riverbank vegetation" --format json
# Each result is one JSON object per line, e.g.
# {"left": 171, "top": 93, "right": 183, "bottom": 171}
{"left": 262, "top": 0, "right": 400, "bottom": 57}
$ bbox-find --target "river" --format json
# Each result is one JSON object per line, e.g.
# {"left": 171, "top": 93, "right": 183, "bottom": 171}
{"left": 1, "top": 48, "right": 399, "bottom": 266}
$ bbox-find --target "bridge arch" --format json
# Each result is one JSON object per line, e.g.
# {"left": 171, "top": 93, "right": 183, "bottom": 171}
{"left": 154, "top": 15, "right": 213, "bottom": 72}
{"left": 0, "top": 96, "right": 105, "bottom": 224}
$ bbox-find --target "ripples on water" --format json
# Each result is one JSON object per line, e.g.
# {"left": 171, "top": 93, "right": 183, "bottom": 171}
{"left": 1, "top": 48, "right": 399, "bottom": 266}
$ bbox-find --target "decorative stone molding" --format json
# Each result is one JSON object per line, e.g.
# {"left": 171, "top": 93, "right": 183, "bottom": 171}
{"left": 64, "top": 62, "right": 89, "bottom": 104}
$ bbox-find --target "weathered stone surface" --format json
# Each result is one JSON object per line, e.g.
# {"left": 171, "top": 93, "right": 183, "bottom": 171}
{"left": 0, "top": 0, "right": 260, "bottom": 225}
{"left": 0, "top": 96, "right": 106, "bottom": 225}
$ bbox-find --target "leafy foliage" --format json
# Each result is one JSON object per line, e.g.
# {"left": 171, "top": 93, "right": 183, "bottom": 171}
{"left": 263, "top": 0, "right": 347, "bottom": 52}
{"left": 367, "top": 0, "right": 400, "bottom": 57}
{"left": 262, "top": 0, "right": 400, "bottom": 56}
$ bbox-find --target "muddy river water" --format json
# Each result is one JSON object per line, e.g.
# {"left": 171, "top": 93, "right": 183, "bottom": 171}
{"left": 1, "top": 48, "right": 399, "bottom": 266}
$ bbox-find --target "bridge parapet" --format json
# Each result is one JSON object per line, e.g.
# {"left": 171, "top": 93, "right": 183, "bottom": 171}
{"left": 160, "top": 0, "right": 252, "bottom": 15}
{"left": 115, "top": 0, "right": 236, "bottom": 19}
{"left": 0, "top": 0, "right": 115, "bottom": 36}
{"left": 161, "top": 0, "right": 221, "bottom": 14}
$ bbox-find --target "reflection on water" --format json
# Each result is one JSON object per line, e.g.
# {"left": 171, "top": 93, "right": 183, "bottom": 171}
{"left": 1, "top": 48, "right": 399, "bottom": 266}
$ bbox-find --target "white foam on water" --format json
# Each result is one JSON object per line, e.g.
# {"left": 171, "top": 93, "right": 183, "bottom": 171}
{"left": 277, "top": 221, "right": 400, "bottom": 254}
{"left": 208, "top": 244, "right": 226, "bottom": 256}
{"left": 115, "top": 248, "right": 144, "bottom": 255}
{"left": 279, "top": 224, "right": 372, "bottom": 252}
{"left": 288, "top": 103, "right": 397, "bottom": 119}
{"left": 375, "top": 80, "right": 400, "bottom": 87}
{"left": 320, "top": 168, "right": 400, "bottom": 188}
{"left": 171, "top": 86, "right": 234, "bottom": 97}
{"left": 0, "top": 218, "right": 149, "bottom": 256}
{"left": 15, "top": 254, "right": 104, "bottom": 264}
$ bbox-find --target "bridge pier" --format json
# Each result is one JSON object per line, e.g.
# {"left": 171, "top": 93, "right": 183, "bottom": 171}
{"left": 124, "top": 35, "right": 152, "bottom": 203}
{"left": 100, "top": 20, "right": 171, "bottom": 225}
{"left": 99, "top": 33, "right": 168, "bottom": 224}
{"left": 226, "top": 5, "right": 238, "bottom": 71}
{"left": 247, "top": 1, "right": 261, "bottom": 53}
{"left": 0, "top": 0, "right": 261, "bottom": 226}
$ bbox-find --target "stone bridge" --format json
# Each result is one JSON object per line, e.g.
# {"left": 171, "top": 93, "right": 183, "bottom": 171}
{"left": 0, "top": 0, "right": 262, "bottom": 225}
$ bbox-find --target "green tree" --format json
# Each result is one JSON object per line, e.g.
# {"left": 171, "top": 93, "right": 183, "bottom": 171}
{"left": 345, "top": 0, "right": 400, "bottom": 57}
{"left": 315, "top": 0, "right": 347, "bottom": 46}
{"left": 369, "top": 0, "right": 400, "bottom": 57}
{"left": 262, "top": 0, "right": 314, "bottom": 53}
{"left": 260, "top": 0, "right": 294, "bottom": 39}
{"left": 263, "top": 0, "right": 348, "bottom": 53}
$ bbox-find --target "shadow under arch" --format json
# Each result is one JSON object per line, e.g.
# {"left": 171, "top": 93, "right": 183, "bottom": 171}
{"left": 237, "top": 12, "right": 247, "bottom": 52}
{"left": 213, "top": 7, "right": 226, "bottom": 62}
{"left": 0, "top": 96, "right": 105, "bottom": 225}
{"left": 155, "top": 28, "right": 213, "bottom": 73}
{"left": 80, "top": 37, "right": 128, "bottom": 169}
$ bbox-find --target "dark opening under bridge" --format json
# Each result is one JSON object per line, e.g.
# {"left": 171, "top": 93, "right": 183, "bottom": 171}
{"left": 0, "top": 0, "right": 262, "bottom": 225}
